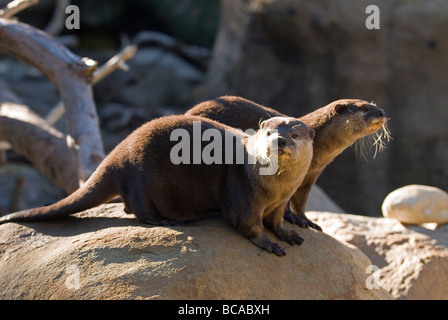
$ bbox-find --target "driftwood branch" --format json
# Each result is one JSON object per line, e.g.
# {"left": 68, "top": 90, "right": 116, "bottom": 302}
{"left": 0, "top": 80, "right": 79, "bottom": 194}
{"left": 0, "top": 0, "right": 39, "bottom": 19}
{"left": 44, "top": 0, "right": 70, "bottom": 36}
{"left": 93, "top": 44, "right": 138, "bottom": 85}
{"left": 0, "top": 79, "right": 18, "bottom": 163}
{"left": 46, "top": 44, "right": 138, "bottom": 125}
{"left": 0, "top": 17, "right": 105, "bottom": 184}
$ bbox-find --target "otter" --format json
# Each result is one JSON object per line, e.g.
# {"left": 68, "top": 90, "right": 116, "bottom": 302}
{"left": 0, "top": 115, "right": 315, "bottom": 256}
{"left": 186, "top": 96, "right": 390, "bottom": 231}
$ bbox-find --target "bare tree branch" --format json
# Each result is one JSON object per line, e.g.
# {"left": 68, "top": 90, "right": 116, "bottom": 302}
{"left": 45, "top": 44, "right": 138, "bottom": 125}
{"left": 0, "top": 17, "right": 105, "bottom": 184}
{"left": 0, "top": 0, "right": 39, "bottom": 19}
{"left": 44, "top": 0, "right": 70, "bottom": 36}
{"left": 93, "top": 44, "right": 138, "bottom": 85}
{"left": 0, "top": 80, "right": 79, "bottom": 194}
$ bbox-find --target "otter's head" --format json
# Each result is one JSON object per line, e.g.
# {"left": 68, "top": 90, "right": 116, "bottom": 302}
{"left": 331, "top": 99, "right": 385, "bottom": 135}
{"left": 252, "top": 117, "right": 314, "bottom": 175}
{"left": 326, "top": 99, "right": 391, "bottom": 159}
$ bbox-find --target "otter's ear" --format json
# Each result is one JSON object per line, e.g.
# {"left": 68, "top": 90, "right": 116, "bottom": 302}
{"left": 260, "top": 120, "right": 266, "bottom": 129}
{"left": 334, "top": 104, "right": 346, "bottom": 114}
{"left": 309, "top": 129, "right": 315, "bottom": 140}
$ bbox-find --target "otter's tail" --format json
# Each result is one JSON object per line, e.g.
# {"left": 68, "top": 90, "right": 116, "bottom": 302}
{"left": 0, "top": 168, "right": 117, "bottom": 224}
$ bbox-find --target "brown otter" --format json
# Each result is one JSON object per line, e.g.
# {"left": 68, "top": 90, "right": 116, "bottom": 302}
{"left": 186, "top": 96, "right": 390, "bottom": 231}
{"left": 0, "top": 115, "right": 314, "bottom": 256}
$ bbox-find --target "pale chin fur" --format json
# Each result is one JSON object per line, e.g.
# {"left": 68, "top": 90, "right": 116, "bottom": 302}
{"left": 247, "top": 133, "right": 283, "bottom": 175}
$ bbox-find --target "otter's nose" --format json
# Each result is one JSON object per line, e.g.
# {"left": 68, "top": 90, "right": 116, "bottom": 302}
{"left": 277, "top": 138, "right": 287, "bottom": 148}
{"left": 377, "top": 109, "right": 385, "bottom": 117}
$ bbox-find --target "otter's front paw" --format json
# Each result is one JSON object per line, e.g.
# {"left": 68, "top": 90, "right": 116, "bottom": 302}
{"left": 265, "top": 242, "right": 287, "bottom": 256}
{"left": 284, "top": 210, "right": 322, "bottom": 232}
{"left": 275, "top": 227, "right": 304, "bottom": 245}
{"left": 250, "top": 236, "right": 287, "bottom": 256}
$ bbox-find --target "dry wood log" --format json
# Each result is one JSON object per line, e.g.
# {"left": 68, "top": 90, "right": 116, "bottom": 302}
{"left": 0, "top": 0, "right": 39, "bottom": 19}
{"left": 46, "top": 44, "right": 138, "bottom": 125}
{"left": 0, "top": 17, "right": 105, "bottom": 185}
{"left": 0, "top": 80, "right": 79, "bottom": 194}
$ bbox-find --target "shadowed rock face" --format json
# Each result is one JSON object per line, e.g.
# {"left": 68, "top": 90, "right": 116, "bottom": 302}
{"left": 0, "top": 204, "right": 391, "bottom": 300}
{"left": 308, "top": 211, "right": 448, "bottom": 300}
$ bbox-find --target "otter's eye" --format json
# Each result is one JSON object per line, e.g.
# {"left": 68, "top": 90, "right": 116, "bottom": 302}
{"left": 291, "top": 133, "right": 298, "bottom": 139}
{"left": 335, "top": 104, "right": 346, "bottom": 113}
{"left": 267, "top": 130, "right": 271, "bottom": 136}
{"left": 361, "top": 106, "right": 369, "bottom": 112}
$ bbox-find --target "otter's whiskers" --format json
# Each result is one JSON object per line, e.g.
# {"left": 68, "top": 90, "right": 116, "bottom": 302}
{"left": 355, "top": 119, "right": 392, "bottom": 161}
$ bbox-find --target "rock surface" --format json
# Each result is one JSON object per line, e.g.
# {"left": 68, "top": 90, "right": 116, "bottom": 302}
{"left": 0, "top": 204, "right": 391, "bottom": 300}
{"left": 308, "top": 211, "right": 448, "bottom": 299}
{"left": 382, "top": 184, "right": 448, "bottom": 225}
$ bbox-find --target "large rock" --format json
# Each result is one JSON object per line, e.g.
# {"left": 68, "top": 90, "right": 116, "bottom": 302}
{"left": 0, "top": 204, "right": 391, "bottom": 299}
{"left": 308, "top": 211, "right": 448, "bottom": 299}
{"left": 207, "top": 0, "right": 448, "bottom": 216}
{"left": 382, "top": 184, "right": 448, "bottom": 225}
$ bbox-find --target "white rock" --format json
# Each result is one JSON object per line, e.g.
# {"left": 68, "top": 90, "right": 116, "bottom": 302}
{"left": 382, "top": 185, "right": 448, "bottom": 225}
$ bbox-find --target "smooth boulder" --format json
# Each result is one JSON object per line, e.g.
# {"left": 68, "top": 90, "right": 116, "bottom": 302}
{"left": 0, "top": 204, "right": 391, "bottom": 300}
{"left": 382, "top": 185, "right": 448, "bottom": 225}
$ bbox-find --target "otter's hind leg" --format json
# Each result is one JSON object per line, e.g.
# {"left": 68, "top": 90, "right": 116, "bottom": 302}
{"left": 125, "top": 188, "right": 183, "bottom": 226}
{"left": 120, "top": 195, "right": 133, "bottom": 214}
